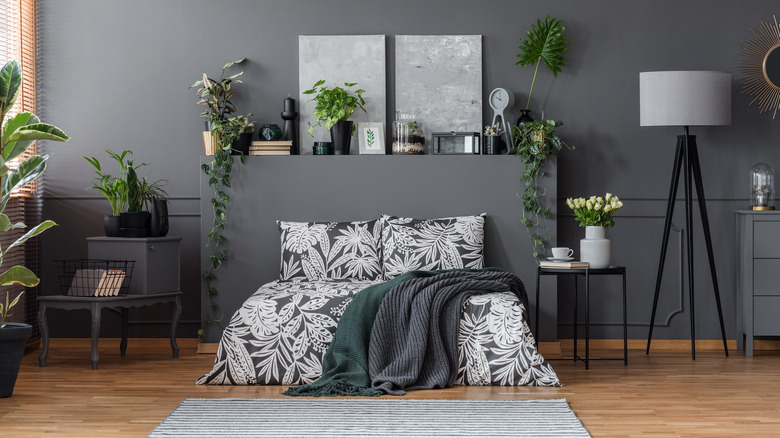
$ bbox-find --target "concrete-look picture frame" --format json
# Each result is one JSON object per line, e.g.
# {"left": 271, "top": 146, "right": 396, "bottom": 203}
{"left": 358, "top": 122, "right": 385, "bottom": 155}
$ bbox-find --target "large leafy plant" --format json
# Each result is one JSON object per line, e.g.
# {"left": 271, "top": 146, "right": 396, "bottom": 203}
{"left": 304, "top": 80, "right": 366, "bottom": 136}
{"left": 513, "top": 118, "right": 567, "bottom": 259}
{"left": 516, "top": 16, "right": 568, "bottom": 110}
{"left": 0, "top": 59, "right": 69, "bottom": 325}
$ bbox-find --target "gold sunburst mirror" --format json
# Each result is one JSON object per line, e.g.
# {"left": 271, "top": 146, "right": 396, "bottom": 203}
{"left": 738, "top": 15, "right": 780, "bottom": 119}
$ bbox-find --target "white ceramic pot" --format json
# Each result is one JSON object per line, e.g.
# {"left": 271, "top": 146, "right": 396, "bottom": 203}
{"left": 580, "top": 225, "right": 610, "bottom": 269}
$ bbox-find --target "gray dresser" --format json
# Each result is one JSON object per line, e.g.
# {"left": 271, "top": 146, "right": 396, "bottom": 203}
{"left": 86, "top": 236, "right": 182, "bottom": 295}
{"left": 736, "top": 211, "right": 780, "bottom": 356}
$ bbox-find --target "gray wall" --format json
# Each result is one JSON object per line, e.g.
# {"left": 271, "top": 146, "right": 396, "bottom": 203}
{"left": 37, "top": 0, "right": 780, "bottom": 343}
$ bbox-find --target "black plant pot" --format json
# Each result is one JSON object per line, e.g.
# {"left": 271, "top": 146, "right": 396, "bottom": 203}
{"left": 231, "top": 132, "right": 253, "bottom": 155}
{"left": 330, "top": 120, "right": 353, "bottom": 155}
{"left": 485, "top": 136, "right": 503, "bottom": 155}
{"left": 103, "top": 215, "right": 121, "bottom": 237}
{"left": 119, "top": 211, "right": 149, "bottom": 237}
{"left": 0, "top": 322, "right": 32, "bottom": 398}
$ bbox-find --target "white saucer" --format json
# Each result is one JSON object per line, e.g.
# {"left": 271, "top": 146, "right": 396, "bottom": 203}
{"left": 547, "top": 257, "right": 574, "bottom": 262}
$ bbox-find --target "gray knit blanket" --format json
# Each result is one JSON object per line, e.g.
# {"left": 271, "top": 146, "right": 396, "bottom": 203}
{"left": 369, "top": 269, "right": 527, "bottom": 395}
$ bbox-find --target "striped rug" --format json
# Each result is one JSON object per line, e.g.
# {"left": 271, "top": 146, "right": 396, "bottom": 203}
{"left": 148, "top": 398, "right": 590, "bottom": 437}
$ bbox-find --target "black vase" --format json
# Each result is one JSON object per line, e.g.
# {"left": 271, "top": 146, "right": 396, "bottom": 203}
{"left": 516, "top": 109, "right": 533, "bottom": 126}
{"left": 150, "top": 198, "right": 169, "bottom": 237}
{"left": 330, "top": 121, "right": 353, "bottom": 155}
{"left": 0, "top": 322, "right": 32, "bottom": 397}
{"left": 103, "top": 215, "right": 121, "bottom": 237}
{"left": 231, "top": 132, "right": 253, "bottom": 155}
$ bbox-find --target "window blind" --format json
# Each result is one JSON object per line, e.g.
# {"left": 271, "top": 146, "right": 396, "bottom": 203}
{"left": 0, "top": 0, "right": 41, "bottom": 334}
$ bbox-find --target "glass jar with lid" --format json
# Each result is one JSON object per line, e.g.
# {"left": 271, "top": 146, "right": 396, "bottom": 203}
{"left": 392, "top": 112, "right": 425, "bottom": 154}
{"left": 750, "top": 162, "right": 775, "bottom": 210}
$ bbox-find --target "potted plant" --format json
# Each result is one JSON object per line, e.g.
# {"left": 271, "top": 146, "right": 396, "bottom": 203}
{"left": 483, "top": 123, "right": 504, "bottom": 155}
{"left": 191, "top": 59, "right": 249, "bottom": 156}
{"left": 85, "top": 150, "right": 168, "bottom": 237}
{"left": 304, "top": 80, "right": 366, "bottom": 155}
{"left": 227, "top": 115, "right": 256, "bottom": 155}
{"left": 513, "top": 118, "right": 570, "bottom": 259}
{"left": 0, "top": 58, "right": 68, "bottom": 397}
{"left": 515, "top": 16, "right": 568, "bottom": 123}
{"left": 566, "top": 193, "right": 624, "bottom": 268}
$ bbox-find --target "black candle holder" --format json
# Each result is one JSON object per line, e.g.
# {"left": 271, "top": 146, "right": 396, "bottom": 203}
{"left": 281, "top": 97, "right": 299, "bottom": 155}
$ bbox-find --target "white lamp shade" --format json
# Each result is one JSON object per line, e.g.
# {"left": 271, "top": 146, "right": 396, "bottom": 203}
{"left": 639, "top": 71, "right": 732, "bottom": 127}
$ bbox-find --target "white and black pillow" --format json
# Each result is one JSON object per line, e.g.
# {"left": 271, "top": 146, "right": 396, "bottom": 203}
{"left": 381, "top": 213, "right": 486, "bottom": 279}
{"left": 278, "top": 220, "right": 382, "bottom": 281}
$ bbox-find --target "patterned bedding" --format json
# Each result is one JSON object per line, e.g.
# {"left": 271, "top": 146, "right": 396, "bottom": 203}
{"left": 197, "top": 279, "right": 560, "bottom": 387}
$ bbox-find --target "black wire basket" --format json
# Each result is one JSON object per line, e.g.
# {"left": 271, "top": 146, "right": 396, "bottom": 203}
{"left": 56, "top": 259, "right": 135, "bottom": 297}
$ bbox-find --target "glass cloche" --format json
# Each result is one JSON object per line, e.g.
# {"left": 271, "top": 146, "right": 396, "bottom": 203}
{"left": 750, "top": 163, "right": 775, "bottom": 210}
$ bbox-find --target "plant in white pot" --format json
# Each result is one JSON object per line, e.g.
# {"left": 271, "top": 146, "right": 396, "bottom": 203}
{"left": 0, "top": 58, "right": 68, "bottom": 397}
{"left": 566, "top": 193, "right": 624, "bottom": 269}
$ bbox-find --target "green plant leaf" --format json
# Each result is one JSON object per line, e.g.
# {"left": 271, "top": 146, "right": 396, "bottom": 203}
{"left": 0, "top": 265, "right": 39, "bottom": 287}
{"left": 4, "top": 220, "right": 57, "bottom": 254}
{"left": 516, "top": 16, "right": 567, "bottom": 75}
{"left": 0, "top": 154, "right": 48, "bottom": 212}
{"left": 0, "top": 59, "right": 22, "bottom": 123}
{"left": 7, "top": 122, "right": 70, "bottom": 143}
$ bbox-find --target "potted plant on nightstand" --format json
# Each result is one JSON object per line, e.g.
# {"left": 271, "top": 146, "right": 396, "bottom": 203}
{"left": 0, "top": 58, "right": 68, "bottom": 397}
{"left": 304, "top": 80, "right": 366, "bottom": 155}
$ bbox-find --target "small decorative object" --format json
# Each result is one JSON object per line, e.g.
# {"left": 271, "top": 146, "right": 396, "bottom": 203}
{"left": 750, "top": 163, "right": 775, "bottom": 210}
{"left": 566, "top": 194, "right": 624, "bottom": 269}
{"left": 515, "top": 16, "right": 567, "bottom": 124}
{"left": 312, "top": 141, "right": 333, "bottom": 155}
{"left": 392, "top": 112, "right": 425, "bottom": 154}
{"left": 737, "top": 15, "right": 780, "bottom": 118}
{"left": 431, "top": 132, "right": 480, "bottom": 154}
{"left": 488, "top": 88, "right": 515, "bottom": 153}
{"left": 358, "top": 122, "right": 385, "bottom": 154}
{"left": 281, "top": 96, "right": 299, "bottom": 155}
{"left": 514, "top": 118, "right": 571, "bottom": 259}
{"left": 304, "top": 80, "right": 366, "bottom": 155}
{"left": 260, "top": 123, "right": 282, "bottom": 141}
{"left": 483, "top": 123, "right": 504, "bottom": 155}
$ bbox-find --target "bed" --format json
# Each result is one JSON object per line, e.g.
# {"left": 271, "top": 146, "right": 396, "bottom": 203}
{"left": 198, "top": 215, "right": 560, "bottom": 388}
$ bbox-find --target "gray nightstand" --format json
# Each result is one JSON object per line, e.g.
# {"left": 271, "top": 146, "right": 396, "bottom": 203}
{"left": 736, "top": 210, "right": 780, "bottom": 356}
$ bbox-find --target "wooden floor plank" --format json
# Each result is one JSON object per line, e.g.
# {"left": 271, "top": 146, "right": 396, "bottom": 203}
{"left": 1, "top": 339, "right": 778, "bottom": 437}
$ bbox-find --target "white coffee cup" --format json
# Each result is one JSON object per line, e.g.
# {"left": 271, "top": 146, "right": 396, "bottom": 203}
{"left": 551, "top": 247, "right": 574, "bottom": 259}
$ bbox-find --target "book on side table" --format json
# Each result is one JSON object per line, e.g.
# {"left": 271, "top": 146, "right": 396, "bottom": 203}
{"left": 538, "top": 260, "right": 590, "bottom": 269}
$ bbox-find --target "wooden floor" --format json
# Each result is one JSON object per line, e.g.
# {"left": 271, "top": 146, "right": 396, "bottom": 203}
{"left": 1, "top": 339, "right": 779, "bottom": 437}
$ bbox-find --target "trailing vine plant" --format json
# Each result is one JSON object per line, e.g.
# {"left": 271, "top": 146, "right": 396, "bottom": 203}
{"left": 513, "top": 118, "right": 570, "bottom": 259}
{"left": 191, "top": 59, "right": 249, "bottom": 338}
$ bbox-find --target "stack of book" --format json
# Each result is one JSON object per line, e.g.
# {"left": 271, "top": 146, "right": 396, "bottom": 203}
{"left": 250, "top": 141, "right": 292, "bottom": 156}
{"left": 538, "top": 260, "right": 589, "bottom": 269}
{"left": 67, "top": 269, "right": 127, "bottom": 296}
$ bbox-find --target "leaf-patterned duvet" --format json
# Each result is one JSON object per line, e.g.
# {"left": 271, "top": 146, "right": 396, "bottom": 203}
{"left": 197, "top": 279, "right": 560, "bottom": 387}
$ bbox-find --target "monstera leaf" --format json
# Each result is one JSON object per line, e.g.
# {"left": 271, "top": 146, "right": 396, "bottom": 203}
{"left": 515, "top": 16, "right": 568, "bottom": 110}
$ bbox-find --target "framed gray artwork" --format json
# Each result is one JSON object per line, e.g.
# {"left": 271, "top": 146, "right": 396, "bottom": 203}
{"left": 299, "top": 35, "right": 386, "bottom": 155}
{"left": 395, "top": 35, "right": 483, "bottom": 154}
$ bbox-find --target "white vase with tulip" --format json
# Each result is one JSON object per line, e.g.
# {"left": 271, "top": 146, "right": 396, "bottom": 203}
{"left": 566, "top": 193, "right": 624, "bottom": 269}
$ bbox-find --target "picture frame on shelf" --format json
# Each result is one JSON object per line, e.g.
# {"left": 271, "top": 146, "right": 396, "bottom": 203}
{"left": 358, "top": 122, "right": 385, "bottom": 155}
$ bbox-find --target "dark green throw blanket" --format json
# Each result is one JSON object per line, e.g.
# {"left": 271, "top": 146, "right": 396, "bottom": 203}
{"left": 284, "top": 268, "right": 525, "bottom": 397}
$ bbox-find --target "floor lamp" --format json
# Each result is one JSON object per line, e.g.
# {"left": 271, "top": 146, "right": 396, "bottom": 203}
{"left": 640, "top": 71, "right": 731, "bottom": 359}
